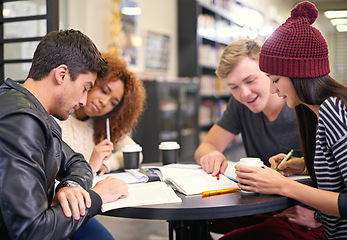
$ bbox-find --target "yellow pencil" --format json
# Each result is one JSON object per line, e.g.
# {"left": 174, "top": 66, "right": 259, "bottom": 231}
{"left": 202, "top": 188, "right": 240, "bottom": 198}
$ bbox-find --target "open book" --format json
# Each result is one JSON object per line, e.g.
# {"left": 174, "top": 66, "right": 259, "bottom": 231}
{"left": 93, "top": 172, "right": 182, "bottom": 212}
{"left": 144, "top": 164, "right": 239, "bottom": 196}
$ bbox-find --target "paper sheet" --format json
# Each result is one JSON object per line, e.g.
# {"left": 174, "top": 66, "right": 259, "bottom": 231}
{"left": 101, "top": 181, "right": 182, "bottom": 212}
{"left": 93, "top": 171, "right": 148, "bottom": 187}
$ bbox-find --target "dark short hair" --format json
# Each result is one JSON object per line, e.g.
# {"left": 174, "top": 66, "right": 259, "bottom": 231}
{"left": 27, "top": 29, "right": 108, "bottom": 81}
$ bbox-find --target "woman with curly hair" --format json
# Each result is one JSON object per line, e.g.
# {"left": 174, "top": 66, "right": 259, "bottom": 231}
{"left": 57, "top": 53, "right": 145, "bottom": 240}
{"left": 58, "top": 52, "right": 146, "bottom": 176}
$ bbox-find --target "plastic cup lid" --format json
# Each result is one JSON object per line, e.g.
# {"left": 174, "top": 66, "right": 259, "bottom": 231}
{"left": 122, "top": 144, "right": 142, "bottom": 152}
{"left": 158, "top": 141, "right": 180, "bottom": 150}
{"left": 237, "top": 157, "right": 264, "bottom": 167}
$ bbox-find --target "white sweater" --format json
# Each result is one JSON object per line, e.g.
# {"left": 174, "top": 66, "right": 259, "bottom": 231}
{"left": 56, "top": 116, "right": 142, "bottom": 172}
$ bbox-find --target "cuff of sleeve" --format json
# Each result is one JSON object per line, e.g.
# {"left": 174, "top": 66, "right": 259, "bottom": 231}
{"left": 104, "top": 152, "right": 124, "bottom": 172}
{"left": 338, "top": 191, "right": 347, "bottom": 219}
{"left": 87, "top": 190, "right": 102, "bottom": 217}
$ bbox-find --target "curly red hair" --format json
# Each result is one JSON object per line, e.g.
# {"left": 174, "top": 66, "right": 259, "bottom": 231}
{"left": 92, "top": 52, "right": 146, "bottom": 145}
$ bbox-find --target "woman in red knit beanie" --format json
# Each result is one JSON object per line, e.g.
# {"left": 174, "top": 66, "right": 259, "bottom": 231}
{"left": 235, "top": 1, "right": 347, "bottom": 239}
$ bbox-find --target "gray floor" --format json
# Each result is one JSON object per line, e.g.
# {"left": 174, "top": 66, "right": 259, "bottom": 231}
{"left": 96, "top": 215, "right": 223, "bottom": 240}
{"left": 96, "top": 215, "right": 169, "bottom": 240}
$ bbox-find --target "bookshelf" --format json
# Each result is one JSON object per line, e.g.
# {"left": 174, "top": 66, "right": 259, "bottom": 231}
{"left": 133, "top": 80, "right": 200, "bottom": 163}
{"left": 178, "top": 0, "right": 263, "bottom": 144}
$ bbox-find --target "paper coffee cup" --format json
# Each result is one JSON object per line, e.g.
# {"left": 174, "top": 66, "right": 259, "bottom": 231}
{"left": 236, "top": 157, "right": 264, "bottom": 194}
{"left": 159, "top": 141, "right": 180, "bottom": 165}
{"left": 122, "top": 144, "right": 142, "bottom": 170}
{"left": 237, "top": 158, "right": 264, "bottom": 167}
{"left": 158, "top": 141, "right": 180, "bottom": 150}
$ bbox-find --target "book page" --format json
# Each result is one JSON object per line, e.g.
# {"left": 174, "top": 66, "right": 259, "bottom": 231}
{"left": 166, "top": 173, "right": 238, "bottom": 195}
{"left": 93, "top": 172, "right": 147, "bottom": 187}
{"left": 224, "top": 161, "right": 238, "bottom": 181}
{"left": 147, "top": 164, "right": 238, "bottom": 195}
{"left": 101, "top": 182, "right": 182, "bottom": 212}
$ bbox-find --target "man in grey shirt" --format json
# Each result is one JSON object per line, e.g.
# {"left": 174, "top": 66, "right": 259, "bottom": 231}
{"left": 195, "top": 39, "right": 301, "bottom": 173}
{"left": 216, "top": 96, "right": 300, "bottom": 166}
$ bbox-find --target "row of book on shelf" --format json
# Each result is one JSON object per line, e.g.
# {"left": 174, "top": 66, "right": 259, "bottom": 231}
{"left": 199, "top": 99, "right": 227, "bottom": 127}
{"left": 199, "top": 75, "right": 230, "bottom": 96}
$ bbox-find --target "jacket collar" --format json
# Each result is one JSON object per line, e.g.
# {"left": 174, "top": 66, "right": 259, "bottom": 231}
{"left": 4, "top": 78, "right": 48, "bottom": 114}
{"left": 3, "top": 78, "right": 62, "bottom": 135}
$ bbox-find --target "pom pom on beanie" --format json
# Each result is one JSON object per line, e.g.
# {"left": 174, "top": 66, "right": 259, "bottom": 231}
{"left": 259, "top": 1, "right": 330, "bottom": 78}
{"left": 290, "top": 0, "right": 318, "bottom": 24}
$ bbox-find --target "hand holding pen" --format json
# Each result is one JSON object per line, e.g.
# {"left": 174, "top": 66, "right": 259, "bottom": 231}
{"left": 89, "top": 118, "right": 113, "bottom": 175}
{"left": 270, "top": 153, "right": 306, "bottom": 176}
{"left": 198, "top": 150, "right": 228, "bottom": 179}
{"left": 275, "top": 149, "right": 294, "bottom": 171}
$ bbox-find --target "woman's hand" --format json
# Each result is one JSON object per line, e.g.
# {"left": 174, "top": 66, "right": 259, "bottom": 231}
{"left": 274, "top": 205, "right": 322, "bottom": 229}
{"left": 89, "top": 139, "right": 113, "bottom": 174}
{"left": 269, "top": 154, "right": 306, "bottom": 176}
{"left": 97, "top": 164, "right": 109, "bottom": 176}
{"left": 235, "top": 165, "right": 288, "bottom": 195}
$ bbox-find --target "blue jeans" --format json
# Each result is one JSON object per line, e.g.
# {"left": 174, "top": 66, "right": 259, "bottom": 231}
{"left": 67, "top": 217, "right": 114, "bottom": 240}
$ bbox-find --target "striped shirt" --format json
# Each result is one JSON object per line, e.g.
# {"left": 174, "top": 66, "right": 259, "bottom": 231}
{"left": 315, "top": 97, "right": 347, "bottom": 239}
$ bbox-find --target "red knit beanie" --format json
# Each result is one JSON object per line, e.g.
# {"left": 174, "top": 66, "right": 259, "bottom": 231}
{"left": 259, "top": 1, "right": 330, "bottom": 78}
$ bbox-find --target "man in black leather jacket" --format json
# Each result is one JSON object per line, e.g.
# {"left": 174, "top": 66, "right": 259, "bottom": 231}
{"left": 0, "top": 30, "right": 129, "bottom": 240}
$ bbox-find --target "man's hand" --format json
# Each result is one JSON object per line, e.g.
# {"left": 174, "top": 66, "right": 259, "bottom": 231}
{"left": 52, "top": 185, "right": 91, "bottom": 220}
{"left": 91, "top": 176, "right": 129, "bottom": 204}
{"left": 274, "top": 205, "right": 322, "bottom": 229}
{"left": 199, "top": 150, "right": 228, "bottom": 176}
{"left": 89, "top": 139, "right": 113, "bottom": 174}
{"left": 269, "top": 154, "right": 305, "bottom": 176}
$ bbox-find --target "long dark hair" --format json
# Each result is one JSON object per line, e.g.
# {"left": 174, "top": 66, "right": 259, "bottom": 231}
{"left": 292, "top": 75, "right": 347, "bottom": 184}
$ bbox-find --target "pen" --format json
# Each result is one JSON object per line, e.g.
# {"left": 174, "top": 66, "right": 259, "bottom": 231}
{"left": 202, "top": 188, "right": 240, "bottom": 198}
{"left": 106, "top": 118, "right": 111, "bottom": 141}
{"left": 275, "top": 149, "right": 294, "bottom": 171}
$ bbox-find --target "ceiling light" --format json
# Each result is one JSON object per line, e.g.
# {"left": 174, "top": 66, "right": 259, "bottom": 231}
{"left": 324, "top": 10, "right": 347, "bottom": 19}
{"left": 330, "top": 18, "right": 347, "bottom": 26}
{"left": 336, "top": 25, "right": 347, "bottom": 32}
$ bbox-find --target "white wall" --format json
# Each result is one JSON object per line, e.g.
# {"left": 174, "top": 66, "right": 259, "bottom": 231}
{"left": 60, "top": 0, "right": 177, "bottom": 80}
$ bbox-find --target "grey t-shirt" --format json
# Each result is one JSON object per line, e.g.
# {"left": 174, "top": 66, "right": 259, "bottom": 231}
{"left": 217, "top": 97, "right": 301, "bottom": 166}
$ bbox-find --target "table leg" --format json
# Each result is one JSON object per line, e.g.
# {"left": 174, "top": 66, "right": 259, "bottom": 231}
{"left": 167, "top": 220, "right": 211, "bottom": 240}
{"left": 190, "top": 220, "right": 210, "bottom": 240}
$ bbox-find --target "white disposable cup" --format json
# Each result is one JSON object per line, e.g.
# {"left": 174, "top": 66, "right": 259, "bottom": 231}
{"left": 122, "top": 144, "right": 142, "bottom": 170}
{"left": 158, "top": 141, "right": 180, "bottom": 165}
{"left": 236, "top": 157, "right": 264, "bottom": 194}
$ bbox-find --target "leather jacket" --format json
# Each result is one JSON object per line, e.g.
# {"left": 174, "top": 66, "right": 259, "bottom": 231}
{"left": 0, "top": 79, "right": 102, "bottom": 239}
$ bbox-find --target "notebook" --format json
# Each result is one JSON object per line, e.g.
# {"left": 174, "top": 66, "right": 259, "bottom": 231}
{"left": 143, "top": 163, "right": 239, "bottom": 196}
{"left": 100, "top": 181, "right": 182, "bottom": 212}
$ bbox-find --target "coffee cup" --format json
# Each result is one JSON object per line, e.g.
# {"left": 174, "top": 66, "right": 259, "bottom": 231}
{"left": 158, "top": 141, "right": 180, "bottom": 165}
{"left": 122, "top": 144, "right": 142, "bottom": 170}
{"left": 236, "top": 157, "right": 264, "bottom": 194}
